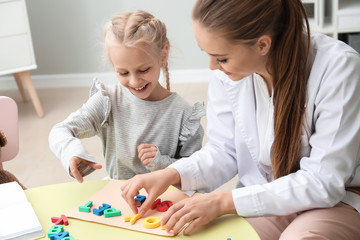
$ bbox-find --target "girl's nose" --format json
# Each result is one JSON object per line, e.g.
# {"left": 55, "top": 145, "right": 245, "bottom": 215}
{"left": 129, "top": 75, "right": 140, "bottom": 87}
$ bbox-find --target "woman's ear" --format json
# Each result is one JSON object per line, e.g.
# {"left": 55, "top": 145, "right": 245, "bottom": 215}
{"left": 161, "top": 44, "right": 169, "bottom": 67}
{"left": 257, "top": 35, "right": 272, "bottom": 56}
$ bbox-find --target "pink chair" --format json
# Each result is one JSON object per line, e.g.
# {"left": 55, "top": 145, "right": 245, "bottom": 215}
{"left": 0, "top": 96, "right": 19, "bottom": 169}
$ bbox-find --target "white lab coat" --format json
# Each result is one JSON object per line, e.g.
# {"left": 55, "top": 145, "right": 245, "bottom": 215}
{"left": 169, "top": 33, "right": 360, "bottom": 217}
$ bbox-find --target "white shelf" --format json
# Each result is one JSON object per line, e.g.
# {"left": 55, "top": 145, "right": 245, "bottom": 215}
{"left": 338, "top": 0, "right": 360, "bottom": 15}
{"left": 303, "top": 0, "right": 360, "bottom": 39}
{"left": 337, "top": 0, "right": 360, "bottom": 30}
{"left": 309, "top": 22, "right": 335, "bottom": 34}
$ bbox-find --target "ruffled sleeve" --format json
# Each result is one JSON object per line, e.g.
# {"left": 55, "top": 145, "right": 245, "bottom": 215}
{"left": 89, "top": 78, "right": 112, "bottom": 127}
{"left": 179, "top": 101, "right": 206, "bottom": 144}
{"left": 145, "top": 102, "right": 205, "bottom": 172}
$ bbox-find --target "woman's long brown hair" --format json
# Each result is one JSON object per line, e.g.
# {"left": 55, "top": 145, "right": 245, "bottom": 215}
{"left": 193, "top": 0, "right": 310, "bottom": 179}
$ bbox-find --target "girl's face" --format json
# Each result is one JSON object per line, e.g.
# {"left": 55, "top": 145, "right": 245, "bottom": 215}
{"left": 193, "top": 21, "right": 268, "bottom": 81}
{"left": 109, "top": 43, "right": 168, "bottom": 101}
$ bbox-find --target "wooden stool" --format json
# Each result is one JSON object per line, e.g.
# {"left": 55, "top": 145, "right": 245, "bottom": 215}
{"left": 13, "top": 71, "right": 44, "bottom": 118}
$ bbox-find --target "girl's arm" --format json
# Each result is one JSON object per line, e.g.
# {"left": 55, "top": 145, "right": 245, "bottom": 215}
{"left": 48, "top": 90, "right": 107, "bottom": 179}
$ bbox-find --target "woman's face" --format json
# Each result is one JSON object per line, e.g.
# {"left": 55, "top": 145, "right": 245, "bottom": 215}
{"left": 193, "top": 21, "right": 267, "bottom": 81}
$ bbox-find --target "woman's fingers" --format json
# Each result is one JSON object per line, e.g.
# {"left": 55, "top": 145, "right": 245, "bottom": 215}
{"left": 121, "top": 178, "right": 141, "bottom": 214}
{"left": 121, "top": 169, "right": 180, "bottom": 216}
{"left": 161, "top": 192, "right": 232, "bottom": 235}
{"left": 138, "top": 192, "right": 159, "bottom": 216}
{"left": 163, "top": 204, "right": 197, "bottom": 234}
{"left": 182, "top": 217, "right": 202, "bottom": 235}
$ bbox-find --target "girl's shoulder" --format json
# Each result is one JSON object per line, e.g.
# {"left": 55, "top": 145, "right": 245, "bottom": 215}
{"left": 169, "top": 93, "right": 205, "bottom": 116}
{"left": 89, "top": 78, "right": 122, "bottom": 98}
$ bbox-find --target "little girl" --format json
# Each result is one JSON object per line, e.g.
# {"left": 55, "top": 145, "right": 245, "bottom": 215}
{"left": 49, "top": 10, "right": 205, "bottom": 182}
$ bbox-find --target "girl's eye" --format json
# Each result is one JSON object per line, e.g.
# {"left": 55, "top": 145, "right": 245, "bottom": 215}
{"left": 216, "top": 58, "right": 227, "bottom": 64}
{"left": 118, "top": 72, "right": 128, "bottom": 76}
{"left": 139, "top": 67, "right": 150, "bottom": 73}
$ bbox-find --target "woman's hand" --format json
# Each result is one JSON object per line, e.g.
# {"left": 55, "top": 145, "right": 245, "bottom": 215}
{"left": 121, "top": 168, "right": 181, "bottom": 215}
{"left": 162, "top": 191, "right": 236, "bottom": 235}
{"left": 69, "top": 156, "right": 102, "bottom": 183}
{"left": 137, "top": 144, "right": 158, "bottom": 166}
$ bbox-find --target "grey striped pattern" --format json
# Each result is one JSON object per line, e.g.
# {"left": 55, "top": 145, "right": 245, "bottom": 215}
{"left": 49, "top": 80, "right": 205, "bottom": 180}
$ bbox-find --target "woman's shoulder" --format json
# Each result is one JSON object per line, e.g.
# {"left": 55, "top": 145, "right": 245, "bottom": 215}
{"left": 309, "top": 33, "right": 360, "bottom": 85}
{"left": 310, "top": 33, "right": 359, "bottom": 60}
{"left": 307, "top": 33, "right": 360, "bottom": 103}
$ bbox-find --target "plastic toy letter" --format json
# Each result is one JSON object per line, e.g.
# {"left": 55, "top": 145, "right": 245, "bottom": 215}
{"left": 49, "top": 231, "right": 69, "bottom": 240}
{"left": 93, "top": 203, "right": 111, "bottom": 216}
{"left": 104, "top": 208, "right": 121, "bottom": 218}
{"left": 47, "top": 225, "right": 64, "bottom": 237}
{"left": 78, "top": 200, "right": 93, "bottom": 212}
{"left": 66, "top": 180, "right": 193, "bottom": 237}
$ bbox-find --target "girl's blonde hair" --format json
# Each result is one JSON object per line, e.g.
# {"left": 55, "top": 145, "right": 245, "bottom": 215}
{"left": 193, "top": 0, "right": 311, "bottom": 179}
{"left": 104, "top": 10, "right": 170, "bottom": 90}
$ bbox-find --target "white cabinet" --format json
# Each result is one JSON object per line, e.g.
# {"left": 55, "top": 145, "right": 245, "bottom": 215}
{"left": 337, "top": 0, "right": 360, "bottom": 33}
{"left": 0, "top": 0, "right": 44, "bottom": 117}
{"left": 302, "top": 0, "right": 360, "bottom": 40}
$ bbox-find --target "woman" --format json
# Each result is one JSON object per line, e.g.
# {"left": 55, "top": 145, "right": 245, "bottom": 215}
{"left": 121, "top": 0, "right": 360, "bottom": 239}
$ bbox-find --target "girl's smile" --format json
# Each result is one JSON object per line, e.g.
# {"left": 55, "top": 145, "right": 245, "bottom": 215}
{"left": 108, "top": 43, "right": 171, "bottom": 101}
{"left": 132, "top": 83, "right": 149, "bottom": 92}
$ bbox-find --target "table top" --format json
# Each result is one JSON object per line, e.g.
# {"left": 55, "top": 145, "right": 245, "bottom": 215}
{"left": 25, "top": 180, "right": 260, "bottom": 240}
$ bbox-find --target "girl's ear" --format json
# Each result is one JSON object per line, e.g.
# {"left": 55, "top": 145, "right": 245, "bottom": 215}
{"left": 257, "top": 35, "right": 272, "bottom": 56}
{"left": 161, "top": 44, "right": 169, "bottom": 67}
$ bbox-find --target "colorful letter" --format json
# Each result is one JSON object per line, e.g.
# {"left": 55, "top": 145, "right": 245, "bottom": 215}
{"left": 104, "top": 208, "right": 121, "bottom": 218}
{"left": 92, "top": 203, "right": 111, "bottom": 216}
{"left": 78, "top": 200, "right": 93, "bottom": 212}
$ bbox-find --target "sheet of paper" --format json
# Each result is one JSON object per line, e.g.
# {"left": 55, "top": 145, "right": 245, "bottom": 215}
{"left": 0, "top": 202, "right": 43, "bottom": 239}
{"left": 67, "top": 179, "right": 190, "bottom": 236}
{"left": 0, "top": 182, "right": 43, "bottom": 240}
{"left": 0, "top": 181, "right": 28, "bottom": 206}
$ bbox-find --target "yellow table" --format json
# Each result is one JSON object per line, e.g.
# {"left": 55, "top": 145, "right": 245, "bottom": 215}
{"left": 25, "top": 180, "right": 260, "bottom": 240}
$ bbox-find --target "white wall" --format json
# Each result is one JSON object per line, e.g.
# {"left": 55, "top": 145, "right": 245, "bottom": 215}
{"left": 26, "top": 0, "right": 208, "bottom": 76}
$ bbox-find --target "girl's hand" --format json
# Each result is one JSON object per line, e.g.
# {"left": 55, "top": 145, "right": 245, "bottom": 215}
{"left": 162, "top": 191, "right": 236, "bottom": 235}
{"left": 69, "top": 156, "right": 102, "bottom": 183}
{"left": 137, "top": 144, "right": 158, "bottom": 166}
{"left": 121, "top": 168, "right": 181, "bottom": 215}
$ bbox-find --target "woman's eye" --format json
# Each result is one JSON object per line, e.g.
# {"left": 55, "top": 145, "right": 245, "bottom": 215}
{"left": 139, "top": 67, "right": 150, "bottom": 73}
{"left": 216, "top": 58, "right": 227, "bottom": 64}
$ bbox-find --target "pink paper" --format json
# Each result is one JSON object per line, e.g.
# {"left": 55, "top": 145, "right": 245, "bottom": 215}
{"left": 67, "top": 180, "right": 190, "bottom": 236}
